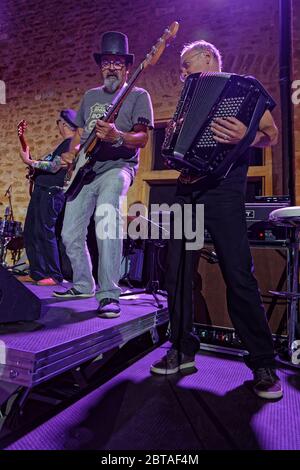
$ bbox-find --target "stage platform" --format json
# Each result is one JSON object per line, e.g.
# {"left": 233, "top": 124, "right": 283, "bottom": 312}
{"left": 0, "top": 284, "right": 168, "bottom": 388}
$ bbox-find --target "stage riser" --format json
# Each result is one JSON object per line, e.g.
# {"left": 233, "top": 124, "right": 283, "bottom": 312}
{"left": 0, "top": 311, "right": 168, "bottom": 387}
{"left": 0, "top": 284, "right": 168, "bottom": 387}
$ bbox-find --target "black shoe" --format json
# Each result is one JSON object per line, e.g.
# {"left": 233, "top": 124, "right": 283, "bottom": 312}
{"left": 252, "top": 368, "right": 283, "bottom": 400}
{"left": 52, "top": 287, "right": 94, "bottom": 299}
{"left": 97, "top": 298, "right": 120, "bottom": 318}
{"left": 150, "top": 348, "right": 196, "bottom": 375}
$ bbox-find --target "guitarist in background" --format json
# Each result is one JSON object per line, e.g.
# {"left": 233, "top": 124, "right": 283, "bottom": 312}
{"left": 53, "top": 31, "right": 154, "bottom": 319}
{"left": 18, "top": 109, "right": 77, "bottom": 286}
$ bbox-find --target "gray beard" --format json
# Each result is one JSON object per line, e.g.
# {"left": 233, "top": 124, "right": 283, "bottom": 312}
{"left": 104, "top": 75, "right": 121, "bottom": 93}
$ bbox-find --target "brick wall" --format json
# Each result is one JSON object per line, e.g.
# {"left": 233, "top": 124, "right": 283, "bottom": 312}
{"left": 0, "top": 0, "right": 290, "bottom": 223}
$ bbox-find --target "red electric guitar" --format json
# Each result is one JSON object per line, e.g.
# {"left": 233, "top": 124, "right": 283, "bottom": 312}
{"left": 17, "top": 119, "right": 35, "bottom": 196}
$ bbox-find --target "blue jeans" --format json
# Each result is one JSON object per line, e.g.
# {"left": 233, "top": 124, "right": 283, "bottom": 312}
{"left": 24, "top": 185, "right": 65, "bottom": 282}
{"left": 62, "top": 167, "right": 132, "bottom": 301}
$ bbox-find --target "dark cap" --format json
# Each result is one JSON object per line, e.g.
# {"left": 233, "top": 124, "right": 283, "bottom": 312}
{"left": 60, "top": 109, "right": 78, "bottom": 129}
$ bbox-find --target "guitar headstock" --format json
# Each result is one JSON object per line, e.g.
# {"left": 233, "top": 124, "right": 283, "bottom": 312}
{"left": 17, "top": 119, "right": 27, "bottom": 137}
{"left": 142, "top": 21, "right": 179, "bottom": 68}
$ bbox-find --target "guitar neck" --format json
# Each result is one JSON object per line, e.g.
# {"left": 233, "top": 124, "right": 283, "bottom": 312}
{"left": 19, "top": 134, "right": 27, "bottom": 152}
{"left": 19, "top": 133, "right": 33, "bottom": 160}
{"left": 104, "top": 65, "right": 144, "bottom": 123}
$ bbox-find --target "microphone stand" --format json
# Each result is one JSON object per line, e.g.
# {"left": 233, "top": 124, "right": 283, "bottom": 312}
{"left": 4, "top": 185, "right": 14, "bottom": 221}
{"left": 119, "top": 238, "right": 136, "bottom": 288}
{"left": 120, "top": 214, "right": 169, "bottom": 309}
{"left": 0, "top": 209, "right": 10, "bottom": 266}
{"left": 0, "top": 185, "right": 16, "bottom": 266}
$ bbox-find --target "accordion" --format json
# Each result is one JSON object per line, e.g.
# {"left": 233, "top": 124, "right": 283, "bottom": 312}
{"left": 162, "top": 72, "right": 276, "bottom": 180}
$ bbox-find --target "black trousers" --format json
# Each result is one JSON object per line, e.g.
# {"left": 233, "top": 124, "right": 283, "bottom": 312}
{"left": 165, "top": 186, "right": 276, "bottom": 370}
{"left": 24, "top": 186, "right": 65, "bottom": 282}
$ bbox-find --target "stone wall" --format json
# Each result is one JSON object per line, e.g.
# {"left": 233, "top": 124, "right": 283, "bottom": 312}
{"left": 0, "top": 0, "right": 291, "bottom": 222}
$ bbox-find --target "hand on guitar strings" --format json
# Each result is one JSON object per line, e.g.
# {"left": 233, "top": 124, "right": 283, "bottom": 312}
{"left": 61, "top": 152, "right": 76, "bottom": 168}
{"left": 96, "top": 120, "right": 120, "bottom": 143}
{"left": 210, "top": 116, "right": 247, "bottom": 145}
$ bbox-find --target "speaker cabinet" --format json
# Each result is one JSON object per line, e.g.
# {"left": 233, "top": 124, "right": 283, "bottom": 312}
{"left": 194, "top": 244, "right": 288, "bottom": 335}
{"left": 0, "top": 266, "right": 41, "bottom": 323}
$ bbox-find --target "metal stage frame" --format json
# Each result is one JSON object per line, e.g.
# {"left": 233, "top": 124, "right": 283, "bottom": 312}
{"left": 0, "top": 284, "right": 168, "bottom": 436}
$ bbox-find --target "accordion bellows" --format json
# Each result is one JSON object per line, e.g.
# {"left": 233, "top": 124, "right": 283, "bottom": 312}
{"left": 162, "top": 72, "right": 276, "bottom": 179}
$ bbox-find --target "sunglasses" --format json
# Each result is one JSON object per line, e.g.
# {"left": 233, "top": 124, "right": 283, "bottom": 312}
{"left": 101, "top": 59, "right": 126, "bottom": 70}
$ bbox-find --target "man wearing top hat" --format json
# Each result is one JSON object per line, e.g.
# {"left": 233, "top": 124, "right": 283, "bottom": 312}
{"left": 53, "top": 31, "right": 154, "bottom": 318}
{"left": 19, "top": 109, "right": 78, "bottom": 286}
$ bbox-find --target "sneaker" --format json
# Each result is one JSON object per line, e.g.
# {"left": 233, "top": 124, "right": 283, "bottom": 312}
{"left": 150, "top": 348, "right": 196, "bottom": 375}
{"left": 252, "top": 367, "right": 283, "bottom": 399}
{"left": 37, "top": 277, "right": 59, "bottom": 286}
{"left": 16, "top": 274, "right": 35, "bottom": 283}
{"left": 97, "top": 298, "right": 120, "bottom": 318}
{"left": 52, "top": 287, "right": 94, "bottom": 299}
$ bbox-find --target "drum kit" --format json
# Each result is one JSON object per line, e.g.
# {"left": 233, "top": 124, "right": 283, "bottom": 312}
{"left": 0, "top": 186, "right": 24, "bottom": 267}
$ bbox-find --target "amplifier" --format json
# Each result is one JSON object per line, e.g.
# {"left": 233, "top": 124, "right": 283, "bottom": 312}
{"left": 245, "top": 202, "right": 289, "bottom": 243}
{"left": 205, "top": 201, "right": 290, "bottom": 243}
{"left": 193, "top": 243, "right": 289, "bottom": 355}
{"left": 245, "top": 202, "right": 289, "bottom": 220}
{"left": 150, "top": 201, "right": 290, "bottom": 243}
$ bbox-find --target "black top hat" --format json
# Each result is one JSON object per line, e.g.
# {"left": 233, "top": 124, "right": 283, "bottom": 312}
{"left": 60, "top": 109, "right": 78, "bottom": 129}
{"left": 93, "top": 31, "right": 134, "bottom": 66}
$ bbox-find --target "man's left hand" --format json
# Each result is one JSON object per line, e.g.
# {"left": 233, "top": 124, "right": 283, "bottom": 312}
{"left": 96, "top": 120, "right": 119, "bottom": 143}
{"left": 19, "top": 146, "right": 31, "bottom": 165}
{"left": 211, "top": 117, "right": 247, "bottom": 145}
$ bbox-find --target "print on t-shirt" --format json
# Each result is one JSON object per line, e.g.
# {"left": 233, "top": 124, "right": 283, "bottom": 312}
{"left": 85, "top": 103, "right": 110, "bottom": 133}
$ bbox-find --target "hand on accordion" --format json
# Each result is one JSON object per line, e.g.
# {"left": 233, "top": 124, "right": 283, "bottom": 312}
{"left": 210, "top": 116, "right": 247, "bottom": 145}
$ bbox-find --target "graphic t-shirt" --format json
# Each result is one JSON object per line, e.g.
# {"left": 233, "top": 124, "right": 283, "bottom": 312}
{"left": 75, "top": 85, "right": 154, "bottom": 175}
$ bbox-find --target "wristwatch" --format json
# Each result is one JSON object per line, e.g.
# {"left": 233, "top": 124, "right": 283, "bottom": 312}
{"left": 112, "top": 132, "right": 124, "bottom": 148}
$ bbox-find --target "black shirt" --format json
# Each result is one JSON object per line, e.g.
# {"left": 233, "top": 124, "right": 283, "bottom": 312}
{"left": 176, "top": 150, "right": 250, "bottom": 196}
{"left": 34, "top": 138, "right": 71, "bottom": 188}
